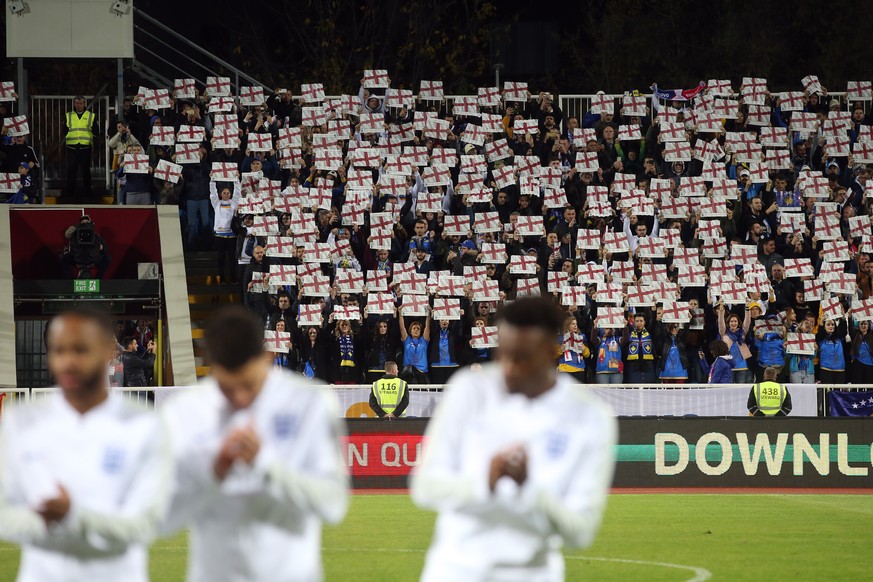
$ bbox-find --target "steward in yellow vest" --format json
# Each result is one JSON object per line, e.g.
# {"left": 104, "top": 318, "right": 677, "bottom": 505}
{"left": 369, "top": 361, "right": 409, "bottom": 419}
{"left": 748, "top": 366, "right": 792, "bottom": 416}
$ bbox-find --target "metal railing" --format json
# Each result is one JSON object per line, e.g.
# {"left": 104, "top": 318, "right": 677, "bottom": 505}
{"left": 132, "top": 8, "right": 268, "bottom": 96}
{"left": 30, "top": 95, "right": 113, "bottom": 193}
{"left": 559, "top": 90, "right": 860, "bottom": 125}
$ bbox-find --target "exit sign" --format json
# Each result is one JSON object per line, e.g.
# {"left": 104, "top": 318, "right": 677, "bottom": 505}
{"left": 73, "top": 279, "right": 100, "bottom": 293}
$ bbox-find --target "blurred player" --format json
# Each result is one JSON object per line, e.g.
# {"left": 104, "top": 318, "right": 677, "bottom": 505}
{"left": 162, "top": 306, "right": 348, "bottom": 582}
{"left": 0, "top": 307, "right": 172, "bottom": 582}
{"left": 411, "top": 297, "right": 618, "bottom": 582}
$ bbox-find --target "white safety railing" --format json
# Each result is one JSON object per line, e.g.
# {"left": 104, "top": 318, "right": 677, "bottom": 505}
{"left": 12, "top": 383, "right": 864, "bottom": 418}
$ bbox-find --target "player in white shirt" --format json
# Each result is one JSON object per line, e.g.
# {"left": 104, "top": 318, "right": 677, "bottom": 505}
{"left": 411, "top": 297, "right": 618, "bottom": 582}
{"left": 0, "top": 307, "right": 172, "bottom": 582}
{"left": 162, "top": 306, "right": 349, "bottom": 582}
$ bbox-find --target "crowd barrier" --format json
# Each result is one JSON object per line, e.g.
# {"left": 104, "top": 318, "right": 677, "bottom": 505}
{"left": 9, "top": 383, "right": 862, "bottom": 418}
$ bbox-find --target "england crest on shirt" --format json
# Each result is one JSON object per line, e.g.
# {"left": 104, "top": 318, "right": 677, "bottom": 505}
{"left": 273, "top": 413, "right": 298, "bottom": 439}
{"left": 102, "top": 447, "right": 126, "bottom": 474}
{"left": 545, "top": 431, "right": 569, "bottom": 459}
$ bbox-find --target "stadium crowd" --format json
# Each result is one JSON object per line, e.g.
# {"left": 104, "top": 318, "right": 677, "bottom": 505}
{"left": 29, "top": 74, "right": 873, "bottom": 386}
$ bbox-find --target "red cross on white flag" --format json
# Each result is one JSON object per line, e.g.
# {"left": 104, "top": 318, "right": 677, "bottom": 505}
{"left": 706, "top": 79, "right": 733, "bottom": 96}
{"left": 625, "top": 286, "right": 655, "bottom": 308}
{"left": 851, "top": 298, "right": 873, "bottom": 322}
{"left": 300, "top": 274, "right": 331, "bottom": 297}
{"left": 432, "top": 298, "right": 461, "bottom": 321}
{"left": 173, "top": 78, "right": 196, "bottom": 99}
{"left": 783, "top": 258, "right": 814, "bottom": 279}
{"left": 471, "top": 325, "right": 499, "bottom": 349}
{"left": 491, "top": 164, "right": 516, "bottom": 189}
{"left": 575, "top": 229, "right": 602, "bottom": 250}
{"left": 267, "top": 264, "right": 297, "bottom": 286}
{"left": 513, "top": 118, "right": 539, "bottom": 135}
{"left": 265, "top": 236, "right": 296, "bottom": 258}
{"left": 548, "top": 271, "right": 569, "bottom": 293}
{"left": 300, "top": 83, "right": 325, "bottom": 103}
{"left": 239, "top": 86, "right": 264, "bottom": 107}
{"left": 515, "top": 216, "right": 544, "bottom": 237}
{"left": 437, "top": 275, "right": 467, "bottom": 297}
{"left": 401, "top": 294, "right": 429, "bottom": 317}
{"left": 596, "top": 307, "right": 626, "bottom": 329}
{"left": 247, "top": 132, "right": 272, "bottom": 152}
{"left": 785, "top": 332, "right": 816, "bottom": 355}
{"left": 473, "top": 211, "right": 501, "bottom": 233}
{"left": 124, "top": 154, "right": 150, "bottom": 174}
{"left": 778, "top": 91, "right": 805, "bottom": 112}
{"left": 153, "top": 160, "right": 182, "bottom": 184}
{"left": 617, "top": 124, "right": 641, "bottom": 141}
{"left": 301, "top": 106, "right": 327, "bottom": 127}
{"left": 0, "top": 172, "right": 18, "bottom": 192}
{"left": 847, "top": 81, "right": 873, "bottom": 100}
{"left": 210, "top": 162, "right": 239, "bottom": 182}
{"left": 576, "top": 263, "right": 606, "bottom": 284}
{"left": 477, "top": 86, "right": 501, "bottom": 107}
{"left": 442, "top": 215, "right": 470, "bottom": 237}
{"left": 516, "top": 277, "right": 540, "bottom": 297}
{"left": 472, "top": 279, "right": 499, "bottom": 302}
{"left": 502, "top": 82, "right": 529, "bottom": 102}
{"left": 298, "top": 304, "right": 323, "bottom": 327}
{"left": 3, "top": 115, "right": 28, "bottom": 136}
{"left": 364, "top": 293, "right": 393, "bottom": 315}
{"left": 790, "top": 112, "right": 819, "bottom": 133}
{"left": 509, "top": 255, "right": 537, "bottom": 275}
{"left": 663, "top": 141, "right": 692, "bottom": 162}
{"left": 419, "top": 80, "right": 444, "bottom": 100}
{"left": 205, "top": 76, "right": 231, "bottom": 97}
{"left": 264, "top": 330, "right": 291, "bottom": 354}
{"left": 363, "top": 69, "right": 391, "bottom": 89}
{"left": 559, "top": 286, "right": 585, "bottom": 307}
{"left": 335, "top": 268, "right": 364, "bottom": 294}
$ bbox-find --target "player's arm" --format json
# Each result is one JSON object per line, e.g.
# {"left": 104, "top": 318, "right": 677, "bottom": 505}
{"left": 252, "top": 389, "right": 349, "bottom": 525}
{"left": 57, "top": 416, "right": 174, "bottom": 551}
{"left": 159, "top": 397, "right": 222, "bottom": 535}
{"left": 410, "top": 376, "right": 491, "bottom": 511}
{"left": 0, "top": 415, "right": 50, "bottom": 544}
{"left": 527, "top": 407, "right": 618, "bottom": 549}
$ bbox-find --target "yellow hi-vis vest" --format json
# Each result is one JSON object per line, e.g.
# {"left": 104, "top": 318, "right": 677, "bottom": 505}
{"left": 754, "top": 381, "right": 786, "bottom": 416}
{"left": 65, "top": 111, "right": 94, "bottom": 146}
{"left": 371, "top": 377, "right": 408, "bottom": 416}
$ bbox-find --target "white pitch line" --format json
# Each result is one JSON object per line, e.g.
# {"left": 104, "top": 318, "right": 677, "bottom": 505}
{"left": 568, "top": 556, "right": 712, "bottom": 582}
{"left": 326, "top": 547, "right": 712, "bottom": 582}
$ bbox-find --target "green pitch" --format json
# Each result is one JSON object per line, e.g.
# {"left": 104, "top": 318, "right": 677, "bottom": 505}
{"left": 1, "top": 494, "right": 869, "bottom": 581}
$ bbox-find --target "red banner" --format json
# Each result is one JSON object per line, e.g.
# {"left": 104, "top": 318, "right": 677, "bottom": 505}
{"left": 342, "top": 433, "right": 424, "bottom": 477}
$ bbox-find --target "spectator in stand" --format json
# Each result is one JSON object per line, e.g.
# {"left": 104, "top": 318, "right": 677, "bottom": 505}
{"left": 298, "top": 325, "right": 329, "bottom": 381}
{"left": 653, "top": 321, "right": 690, "bottom": 384}
{"left": 271, "top": 319, "right": 301, "bottom": 372}
{"left": 429, "top": 317, "right": 464, "bottom": 384}
{"left": 108, "top": 120, "right": 139, "bottom": 182}
{"left": 717, "top": 304, "right": 753, "bottom": 384}
{"left": 788, "top": 316, "right": 816, "bottom": 384}
{"left": 117, "top": 143, "right": 153, "bottom": 205}
{"left": 210, "top": 180, "right": 241, "bottom": 286}
{"left": 243, "top": 245, "right": 269, "bottom": 324}
{"left": 850, "top": 319, "right": 873, "bottom": 383}
{"left": 399, "top": 308, "right": 431, "bottom": 384}
{"left": 701, "top": 339, "right": 733, "bottom": 384}
{"left": 4, "top": 162, "right": 37, "bottom": 204}
{"left": 62, "top": 95, "right": 98, "bottom": 201}
{"left": 365, "top": 318, "right": 399, "bottom": 384}
{"left": 754, "top": 317, "right": 787, "bottom": 382}
{"left": 818, "top": 317, "right": 848, "bottom": 384}
{"left": 623, "top": 313, "right": 656, "bottom": 383}
{"left": 557, "top": 316, "right": 589, "bottom": 382}
{"left": 329, "top": 317, "right": 363, "bottom": 384}
{"left": 121, "top": 336, "right": 156, "bottom": 387}
{"left": 180, "top": 144, "right": 212, "bottom": 250}
{"left": 592, "top": 327, "right": 624, "bottom": 384}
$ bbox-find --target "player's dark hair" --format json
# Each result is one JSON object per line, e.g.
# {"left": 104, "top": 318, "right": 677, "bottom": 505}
{"left": 496, "top": 297, "right": 564, "bottom": 336}
{"left": 55, "top": 305, "right": 115, "bottom": 341}
{"left": 205, "top": 306, "right": 265, "bottom": 371}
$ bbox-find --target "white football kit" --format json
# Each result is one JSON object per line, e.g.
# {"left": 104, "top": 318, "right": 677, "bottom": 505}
{"left": 0, "top": 392, "right": 172, "bottom": 582}
{"left": 161, "top": 369, "right": 349, "bottom": 582}
{"left": 411, "top": 365, "right": 618, "bottom": 582}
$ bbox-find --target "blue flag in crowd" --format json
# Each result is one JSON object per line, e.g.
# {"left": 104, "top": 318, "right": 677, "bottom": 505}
{"left": 829, "top": 390, "right": 873, "bottom": 417}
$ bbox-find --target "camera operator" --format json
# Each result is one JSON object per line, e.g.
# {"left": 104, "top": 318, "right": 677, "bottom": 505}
{"left": 62, "top": 215, "right": 111, "bottom": 278}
